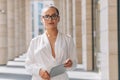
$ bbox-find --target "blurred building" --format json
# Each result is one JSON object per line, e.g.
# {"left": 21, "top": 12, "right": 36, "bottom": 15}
{"left": 0, "top": 0, "right": 119, "bottom": 80}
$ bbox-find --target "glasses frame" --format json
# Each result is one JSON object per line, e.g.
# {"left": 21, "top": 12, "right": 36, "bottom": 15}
{"left": 42, "top": 14, "right": 59, "bottom": 20}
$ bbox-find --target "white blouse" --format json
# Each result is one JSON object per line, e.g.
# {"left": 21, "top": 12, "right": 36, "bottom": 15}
{"left": 25, "top": 32, "right": 77, "bottom": 80}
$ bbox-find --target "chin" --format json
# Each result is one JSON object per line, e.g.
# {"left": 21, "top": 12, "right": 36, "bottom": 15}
{"left": 46, "top": 26, "right": 56, "bottom": 29}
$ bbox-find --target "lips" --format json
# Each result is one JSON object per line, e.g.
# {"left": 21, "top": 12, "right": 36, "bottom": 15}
{"left": 49, "top": 23, "right": 54, "bottom": 24}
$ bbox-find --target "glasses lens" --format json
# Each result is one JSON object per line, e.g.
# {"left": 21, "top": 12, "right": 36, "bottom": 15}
{"left": 43, "top": 15, "right": 49, "bottom": 20}
{"left": 51, "top": 15, "right": 58, "bottom": 20}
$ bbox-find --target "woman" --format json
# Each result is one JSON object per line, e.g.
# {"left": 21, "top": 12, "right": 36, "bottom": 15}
{"left": 25, "top": 6, "right": 77, "bottom": 80}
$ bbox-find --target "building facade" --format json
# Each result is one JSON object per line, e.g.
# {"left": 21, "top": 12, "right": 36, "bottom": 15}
{"left": 0, "top": 0, "right": 119, "bottom": 80}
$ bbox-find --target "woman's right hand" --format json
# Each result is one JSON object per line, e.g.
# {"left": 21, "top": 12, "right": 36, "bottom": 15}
{"left": 39, "top": 69, "right": 50, "bottom": 80}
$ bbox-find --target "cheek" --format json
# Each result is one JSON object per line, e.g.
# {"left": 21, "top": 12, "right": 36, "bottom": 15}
{"left": 55, "top": 21, "right": 59, "bottom": 25}
{"left": 42, "top": 20, "right": 47, "bottom": 25}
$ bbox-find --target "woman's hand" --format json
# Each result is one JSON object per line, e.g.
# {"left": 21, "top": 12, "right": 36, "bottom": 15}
{"left": 39, "top": 69, "right": 50, "bottom": 80}
{"left": 64, "top": 59, "right": 73, "bottom": 68}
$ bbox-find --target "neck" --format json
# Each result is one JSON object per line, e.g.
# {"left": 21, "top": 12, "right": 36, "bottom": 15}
{"left": 45, "top": 28, "right": 58, "bottom": 38}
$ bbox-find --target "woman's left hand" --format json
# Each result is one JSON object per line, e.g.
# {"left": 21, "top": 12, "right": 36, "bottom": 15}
{"left": 64, "top": 59, "right": 72, "bottom": 68}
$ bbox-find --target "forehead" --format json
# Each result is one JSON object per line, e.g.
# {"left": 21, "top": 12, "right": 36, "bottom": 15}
{"left": 42, "top": 8, "right": 57, "bottom": 15}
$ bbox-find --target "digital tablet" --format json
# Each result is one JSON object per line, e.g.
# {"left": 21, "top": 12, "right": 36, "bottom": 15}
{"left": 50, "top": 64, "right": 66, "bottom": 77}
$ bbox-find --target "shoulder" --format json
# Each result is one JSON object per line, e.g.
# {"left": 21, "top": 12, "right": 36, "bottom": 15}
{"left": 59, "top": 32, "right": 73, "bottom": 43}
{"left": 59, "top": 32, "right": 72, "bottom": 39}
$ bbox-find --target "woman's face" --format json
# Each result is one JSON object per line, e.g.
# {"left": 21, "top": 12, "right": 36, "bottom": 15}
{"left": 41, "top": 8, "right": 60, "bottom": 30}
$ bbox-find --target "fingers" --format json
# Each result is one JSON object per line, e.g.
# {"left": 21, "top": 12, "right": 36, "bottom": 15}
{"left": 43, "top": 71, "right": 50, "bottom": 79}
{"left": 64, "top": 59, "right": 72, "bottom": 68}
{"left": 39, "top": 69, "right": 50, "bottom": 80}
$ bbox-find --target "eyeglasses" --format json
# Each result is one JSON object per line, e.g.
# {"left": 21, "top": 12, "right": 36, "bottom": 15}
{"left": 42, "top": 14, "right": 59, "bottom": 20}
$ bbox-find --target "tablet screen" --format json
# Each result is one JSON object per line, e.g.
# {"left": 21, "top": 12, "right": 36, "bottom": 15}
{"left": 50, "top": 64, "right": 66, "bottom": 77}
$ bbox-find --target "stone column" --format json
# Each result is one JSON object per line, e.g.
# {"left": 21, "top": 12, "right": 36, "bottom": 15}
{"left": 58, "top": 0, "right": 64, "bottom": 32}
{"left": 100, "top": 0, "right": 118, "bottom": 79}
{"left": 66, "top": 0, "right": 73, "bottom": 36}
{"left": 86, "top": 0, "right": 93, "bottom": 70}
{"left": 81, "top": 0, "right": 93, "bottom": 70}
{"left": 66, "top": 0, "right": 69, "bottom": 34}
{"left": 72, "top": 0, "right": 76, "bottom": 45}
{"left": 21, "top": 0, "right": 26, "bottom": 54}
{"left": 0, "top": 0, "right": 8, "bottom": 64}
{"left": 108, "top": 0, "right": 118, "bottom": 79}
{"left": 63, "top": 0, "right": 67, "bottom": 34}
{"left": 19, "top": 0, "right": 25, "bottom": 55}
{"left": 14, "top": 0, "right": 20, "bottom": 57}
{"left": 18, "top": 0, "right": 23, "bottom": 55}
{"left": 15, "top": 0, "right": 26, "bottom": 55}
{"left": 25, "top": 0, "right": 32, "bottom": 50}
{"left": 7, "top": 0, "right": 15, "bottom": 60}
{"left": 75, "top": 0, "right": 82, "bottom": 64}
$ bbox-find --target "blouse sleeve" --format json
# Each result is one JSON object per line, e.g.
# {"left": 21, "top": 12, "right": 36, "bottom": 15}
{"left": 67, "top": 37, "right": 78, "bottom": 70}
{"left": 25, "top": 39, "right": 45, "bottom": 76}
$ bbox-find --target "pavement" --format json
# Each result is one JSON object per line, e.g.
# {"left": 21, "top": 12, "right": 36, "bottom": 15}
{"left": 0, "top": 54, "right": 101, "bottom": 80}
